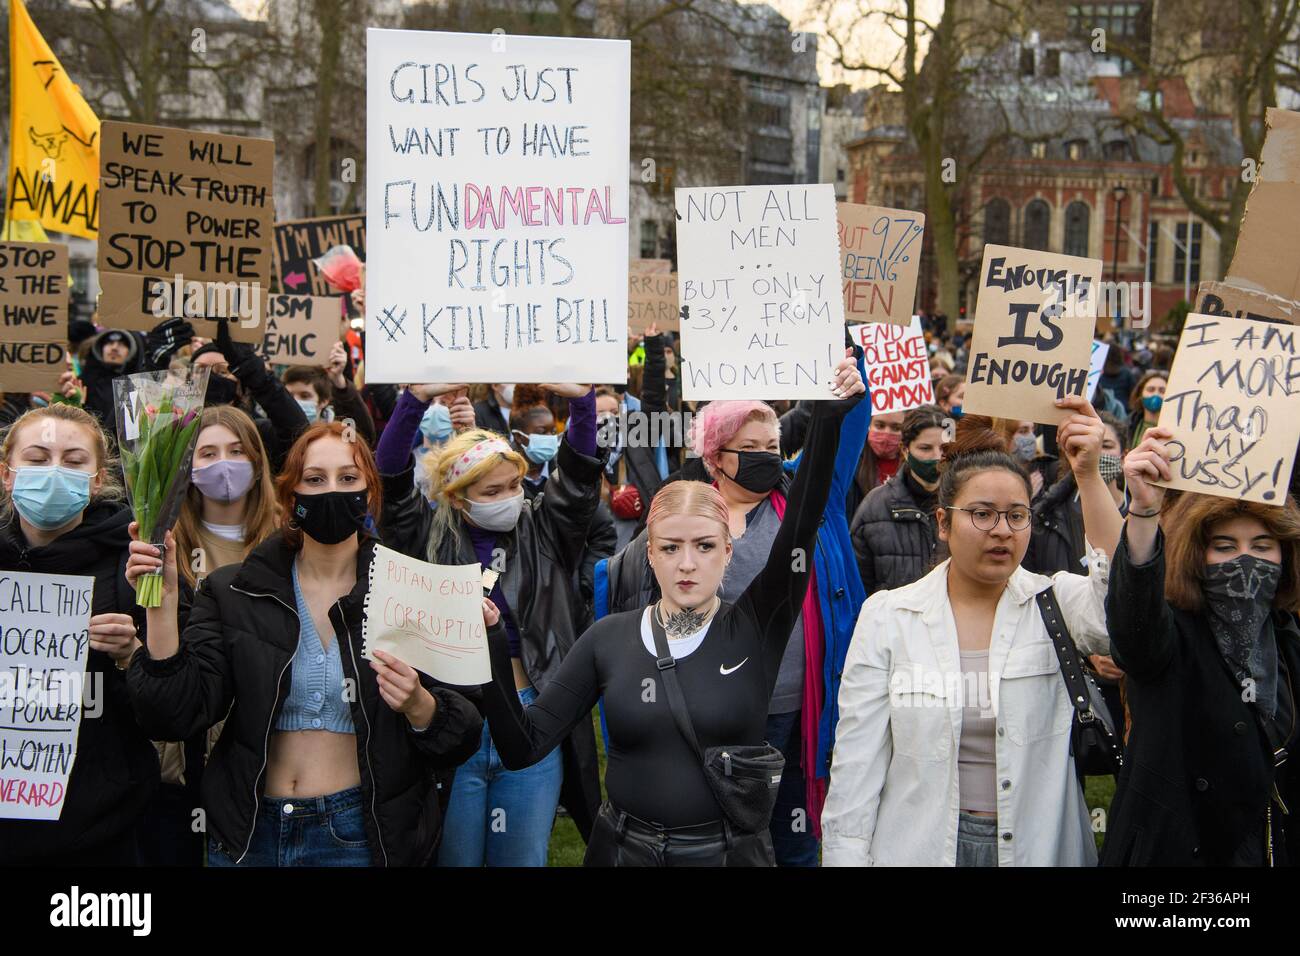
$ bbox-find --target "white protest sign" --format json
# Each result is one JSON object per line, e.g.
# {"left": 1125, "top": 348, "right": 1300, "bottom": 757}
{"left": 0, "top": 572, "right": 94, "bottom": 820}
{"left": 1154, "top": 314, "right": 1299, "bottom": 504}
{"left": 964, "top": 244, "right": 1102, "bottom": 425}
{"left": 1087, "top": 340, "right": 1109, "bottom": 400}
{"left": 362, "top": 545, "right": 490, "bottom": 685}
{"left": 365, "top": 29, "right": 630, "bottom": 384}
{"left": 676, "top": 184, "right": 845, "bottom": 400}
{"left": 857, "top": 317, "right": 933, "bottom": 415}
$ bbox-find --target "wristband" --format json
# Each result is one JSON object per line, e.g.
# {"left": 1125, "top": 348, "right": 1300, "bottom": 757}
{"left": 1128, "top": 507, "right": 1161, "bottom": 519}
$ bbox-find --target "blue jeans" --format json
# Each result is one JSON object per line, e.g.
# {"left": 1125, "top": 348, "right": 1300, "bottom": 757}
{"left": 765, "top": 710, "right": 820, "bottom": 867}
{"left": 437, "top": 685, "right": 564, "bottom": 867}
{"left": 207, "top": 786, "right": 370, "bottom": 867}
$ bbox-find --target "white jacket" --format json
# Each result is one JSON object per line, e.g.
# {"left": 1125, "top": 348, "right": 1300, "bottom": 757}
{"left": 821, "top": 556, "right": 1110, "bottom": 866}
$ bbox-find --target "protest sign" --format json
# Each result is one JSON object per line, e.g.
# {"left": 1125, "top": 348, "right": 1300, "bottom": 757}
{"left": 0, "top": 571, "right": 94, "bottom": 820}
{"left": 273, "top": 215, "right": 367, "bottom": 295}
{"left": 97, "top": 121, "right": 274, "bottom": 343}
{"left": 362, "top": 545, "right": 490, "bottom": 686}
{"left": 260, "top": 295, "right": 338, "bottom": 366}
{"left": 964, "top": 244, "right": 1102, "bottom": 425}
{"left": 857, "top": 317, "right": 932, "bottom": 414}
{"left": 0, "top": 241, "right": 67, "bottom": 343}
{"left": 1087, "top": 340, "right": 1109, "bottom": 401}
{"left": 1154, "top": 314, "right": 1298, "bottom": 505}
{"left": 628, "top": 266, "right": 678, "bottom": 333}
{"left": 365, "top": 29, "right": 631, "bottom": 384}
{"left": 837, "top": 202, "right": 925, "bottom": 325}
{"left": 1224, "top": 108, "right": 1300, "bottom": 304}
{"left": 0, "top": 340, "right": 66, "bottom": 392}
{"left": 636, "top": 258, "right": 672, "bottom": 274}
{"left": 1196, "top": 280, "right": 1299, "bottom": 326}
{"left": 676, "top": 184, "right": 845, "bottom": 400}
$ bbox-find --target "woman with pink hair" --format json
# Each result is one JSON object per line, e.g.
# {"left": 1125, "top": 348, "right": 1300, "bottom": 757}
{"left": 476, "top": 352, "right": 866, "bottom": 866}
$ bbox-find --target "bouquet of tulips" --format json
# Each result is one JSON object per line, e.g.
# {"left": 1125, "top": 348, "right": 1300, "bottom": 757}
{"left": 113, "top": 367, "right": 210, "bottom": 607}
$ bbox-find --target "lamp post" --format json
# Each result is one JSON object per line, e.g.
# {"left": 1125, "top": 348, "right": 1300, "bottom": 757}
{"left": 1110, "top": 184, "right": 1128, "bottom": 333}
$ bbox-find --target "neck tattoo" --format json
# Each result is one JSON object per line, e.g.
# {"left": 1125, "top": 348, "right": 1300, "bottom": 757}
{"left": 657, "top": 597, "right": 719, "bottom": 638}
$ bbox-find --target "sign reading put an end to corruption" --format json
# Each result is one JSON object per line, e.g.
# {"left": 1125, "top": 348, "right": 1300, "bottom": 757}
{"left": 364, "top": 29, "right": 631, "bottom": 384}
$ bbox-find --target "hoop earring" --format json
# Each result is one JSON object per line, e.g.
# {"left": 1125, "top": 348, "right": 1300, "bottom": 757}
{"left": 287, "top": 518, "right": 300, "bottom": 531}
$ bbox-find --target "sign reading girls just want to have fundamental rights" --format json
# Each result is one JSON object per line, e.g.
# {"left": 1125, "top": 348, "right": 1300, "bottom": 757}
{"left": 365, "top": 29, "right": 631, "bottom": 384}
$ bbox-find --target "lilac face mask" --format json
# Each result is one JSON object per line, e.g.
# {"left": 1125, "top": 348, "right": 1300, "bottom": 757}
{"left": 191, "top": 459, "right": 256, "bottom": 503}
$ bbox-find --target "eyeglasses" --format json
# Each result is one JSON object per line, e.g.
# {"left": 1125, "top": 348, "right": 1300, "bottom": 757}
{"left": 949, "top": 506, "right": 1031, "bottom": 532}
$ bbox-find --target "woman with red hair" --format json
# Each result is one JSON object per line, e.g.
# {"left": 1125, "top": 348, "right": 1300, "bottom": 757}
{"left": 477, "top": 352, "right": 865, "bottom": 866}
{"left": 124, "top": 422, "right": 483, "bottom": 866}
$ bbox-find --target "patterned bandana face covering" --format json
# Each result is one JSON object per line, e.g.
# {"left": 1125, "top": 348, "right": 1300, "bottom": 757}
{"left": 1099, "top": 454, "right": 1123, "bottom": 485}
{"left": 1203, "top": 555, "right": 1283, "bottom": 717}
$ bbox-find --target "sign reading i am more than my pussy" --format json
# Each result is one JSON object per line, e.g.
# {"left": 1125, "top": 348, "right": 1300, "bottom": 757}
{"left": 365, "top": 29, "right": 631, "bottom": 384}
{"left": 964, "top": 243, "right": 1102, "bottom": 426}
{"left": 676, "top": 183, "right": 846, "bottom": 400}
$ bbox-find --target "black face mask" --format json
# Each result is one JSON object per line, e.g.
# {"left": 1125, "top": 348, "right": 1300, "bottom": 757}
{"left": 293, "top": 490, "right": 369, "bottom": 545}
{"left": 204, "top": 373, "right": 241, "bottom": 407}
{"left": 718, "top": 448, "right": 784, "bottom": 494}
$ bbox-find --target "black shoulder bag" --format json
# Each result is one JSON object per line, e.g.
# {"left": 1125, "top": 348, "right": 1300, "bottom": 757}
{"left": 1035, "top": 587, "right": 1124, "bottom": 778}
{"left": 649, "top": 611, "right": 785, "bottom": 835}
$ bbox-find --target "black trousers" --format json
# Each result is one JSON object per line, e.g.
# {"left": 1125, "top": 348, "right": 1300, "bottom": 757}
{"left": 583, "top": 802, "right": 774, "bottom": 867}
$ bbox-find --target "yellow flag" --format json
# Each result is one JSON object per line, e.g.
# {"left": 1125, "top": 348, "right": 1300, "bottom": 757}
{"left": 6, "top": 0, "right": 100, "bottom": 239}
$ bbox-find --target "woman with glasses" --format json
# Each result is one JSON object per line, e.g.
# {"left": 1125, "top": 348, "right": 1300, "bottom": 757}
{"left": 822, "top": 397, "right": 1123, "bottom": 866}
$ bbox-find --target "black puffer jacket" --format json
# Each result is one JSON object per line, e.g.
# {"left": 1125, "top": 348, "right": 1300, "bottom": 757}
{"left": 382, "top": 433, "right": 606, "bottom": 840}
{"left": 0, "top": 501, "right": 160, "bottom": 864}
{"left": 126, "top": 533, "right": 482, "bottom": 866}
{"left": 849, "top": 470, "right": 937, "bottom": 594}
{"left": 1022, "top": 471, "right": 1087, "bottom": 576}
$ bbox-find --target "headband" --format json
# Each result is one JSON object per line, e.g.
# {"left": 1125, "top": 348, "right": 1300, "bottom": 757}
{"left": 447, "top": 437, "right": 514, "bottom": 482}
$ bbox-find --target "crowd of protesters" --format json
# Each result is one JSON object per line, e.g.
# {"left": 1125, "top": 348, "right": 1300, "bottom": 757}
{"left": 0, "top": 296, "right": 1297, "bottom": 869}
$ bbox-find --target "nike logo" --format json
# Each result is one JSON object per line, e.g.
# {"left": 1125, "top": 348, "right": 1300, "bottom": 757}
{"left": 719, "top": 658, "right": 749, "bottom": 676}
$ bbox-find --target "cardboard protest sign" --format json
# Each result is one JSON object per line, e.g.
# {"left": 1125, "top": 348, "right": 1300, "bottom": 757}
{"left": 362, "top": 545, "right": 490, "bottom": 685}
{"left": 1196, "top": 280, "right": 1299, "bottom": 326}
{"left": 260, "top": 295, "right": 339, "bottom": 366}
{"left": 365, "top": 29, "right": 631, "bottom": 384}
{"left": 273, "top": 215, "right": 367, "bottom": 295}
{"left": 964, "top": 244, "right": 1102, "bottom": 425}
{"left": 0, "top": 340, "right": 66, "bottom": 392}
{"left": 0, "top": 571, "right": 94, "bottom": 820}
{"left": 97, "top": 121, "right": 274, "bottom": 343}
{"left": 857, "top": 317, "right": 932, "bottom": 414}
{"left": 628, "top": 266, "right": 678, "bottom": 334}
{"left": 0, "top": 241, "right": 68, "bottom": 343}
{"left": 837, "top": 202, "right": 925, "bottom": 325}
{"left": 1087, "top": 340, "right": 1109, "bottom": 401}
{"left": 1225, "top": 108, "right": 1300, "bottom": 303}
{"left": 676, "top": 184, "right": 845, "bottom": 400}
{"left": 1154, "top": 314, "right": 1298, "bottom": 504}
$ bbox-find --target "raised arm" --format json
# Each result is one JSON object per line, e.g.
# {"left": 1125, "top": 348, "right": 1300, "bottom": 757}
{"left": 1054, "top": 394, "right": 1123, "bottom": 561}
{"left": 477, "top": 605, "right": 603, "bottom": 769}
{"left": 534, "top": 386, "right": 606, "bottom": 574}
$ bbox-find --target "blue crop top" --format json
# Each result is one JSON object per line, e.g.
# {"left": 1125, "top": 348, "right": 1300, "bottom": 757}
{"left": 275, "top": 563, "right": 356, "bottom": 734}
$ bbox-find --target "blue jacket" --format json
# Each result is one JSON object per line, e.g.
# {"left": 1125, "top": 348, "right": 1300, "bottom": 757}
{"left": 593, "top": 351, "right": 870, "bottom": 779}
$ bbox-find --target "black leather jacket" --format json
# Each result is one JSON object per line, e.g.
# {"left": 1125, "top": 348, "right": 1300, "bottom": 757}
{"left": 127, "top": 534, "right": 483, "bottom": 866}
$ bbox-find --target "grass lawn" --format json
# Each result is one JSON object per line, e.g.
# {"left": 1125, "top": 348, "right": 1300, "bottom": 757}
{"left": 545, "top": 712, "right": 1119, "bottom": 865}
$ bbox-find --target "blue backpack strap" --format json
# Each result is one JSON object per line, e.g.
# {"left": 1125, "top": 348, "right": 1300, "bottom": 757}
{"left": 593, "top": 556, "right": 610, "bottom": 622}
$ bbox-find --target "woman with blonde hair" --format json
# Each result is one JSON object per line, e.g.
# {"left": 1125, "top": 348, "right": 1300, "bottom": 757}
{"left": 0, "top": 404, "right": 160, "bottom": 864}
{"left": 476, "top": 355, "right": 865, "bottom": 866}
{"left": 375, "top": 381, "right": 605, "bottom": 866}
{"left": 1102, "top": 426, "right": 1300, "bottom": 865}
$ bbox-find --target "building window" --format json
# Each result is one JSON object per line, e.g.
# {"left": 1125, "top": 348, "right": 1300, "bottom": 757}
{"left": 1024, "top": 199, "right": 1051, "bottom": 251}
{"left": 836, "top": 167, "right": 845, "bottom": 182}
{"left": 1020, "top": 46, "right": 1036, "bottom": 76}
{"left": 1147, "top": 218, "right": 1158, "bottom": 282}
{"left": 1044, "top": 49, "right": 1061, "bottom": 77}
{"left": 1029, "top": 141, "right": 1047, "bottom": 159}
{"left": 640, "top": 220, "right": 658, "bottom": 259}
{"left": 1174, "top": 221, "right": 1203, "bottom": 284}
{"left": 984, "top": 198, "right": 1011, "bottom": 245}
{"left": 1065, "top": 139, "right": 1089, "bottom": 160}
{"left": 1105, "top": 140, "right": 1130, "bottom": 161}
{"left": 1068, "top": 3, "right": 1148, "bottom": 74}
{"left": 1064, "top": 202, "right": 1090, "bottom": 257}
{"left": 750, "top": 133, "right": 793, "bottom": 166}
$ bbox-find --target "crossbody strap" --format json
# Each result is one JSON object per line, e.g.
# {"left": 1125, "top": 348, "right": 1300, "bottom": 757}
{"left": 1034, "top": 587, "right": 1094, "bottom": 721}
{"left": 649, "top": 609, "right": 704, "bottom": 759}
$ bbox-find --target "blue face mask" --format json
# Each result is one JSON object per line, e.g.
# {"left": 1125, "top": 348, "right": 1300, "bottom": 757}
{"left": 296, "top": 397, "right": 320, "bottom": 424}
{"left": 420, "top": 403, "right": 454, "bottom": 444}
{"left": 1142, "top": 394, "right": 1163, "bottom": 413}
{"left": 516, "top": 431, "right": 560, "bottom": 466}
{"left": 11, "top": 465, "right": 93, "bottom": 530}
{"left": 950, "top": 404, "right": 964, "bottom": 420}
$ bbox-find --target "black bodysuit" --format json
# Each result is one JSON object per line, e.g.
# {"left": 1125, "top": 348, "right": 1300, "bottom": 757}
{"left": 480, "top": 399, "right": 850, "bottom": 827}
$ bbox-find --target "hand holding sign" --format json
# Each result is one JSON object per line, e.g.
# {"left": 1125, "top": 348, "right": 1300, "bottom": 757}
{"left": 541, "top": 382, "right": 591, "bottom": 398}
{"left": 1124, "top": 427, "right": 1175, "bottom": 514}
{"left": 369, "top": 649, "right": 436, "bottom": 730}
{"left": 1054, "top": 394, "right": 1105, "bottom": 479}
